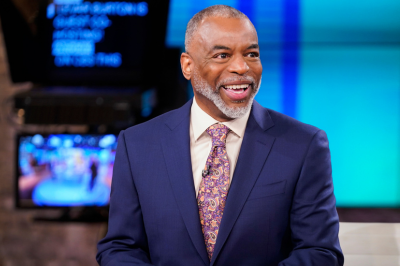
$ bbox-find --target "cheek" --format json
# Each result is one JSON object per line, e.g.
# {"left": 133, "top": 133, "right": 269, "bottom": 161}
{"left": 202, "top": 64, "right": 225, "bottom": 85}
{"left": 250, "top": 62, "right": 263, "bottom": 77}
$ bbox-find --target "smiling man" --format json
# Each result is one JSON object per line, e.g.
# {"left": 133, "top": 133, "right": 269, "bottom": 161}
{"left": 182, "top": 13, "right": 262, "bottom": 121}
{"left": 97, "top": 5, "right": 344, "bottom": 266}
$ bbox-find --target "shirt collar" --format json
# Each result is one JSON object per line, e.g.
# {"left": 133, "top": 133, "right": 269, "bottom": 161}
{"left": 190, "top": 97, "right": 251, "bottom": 141}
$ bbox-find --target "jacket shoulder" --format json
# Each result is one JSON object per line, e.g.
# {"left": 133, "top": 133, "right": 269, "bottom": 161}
{"left": 122, "top": 100, "right": 191, "bottom": 141}
{"left": 264, "top": 108, "right": 322, "bottom": 141}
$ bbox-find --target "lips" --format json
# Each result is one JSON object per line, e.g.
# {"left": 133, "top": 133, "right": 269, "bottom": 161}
{"left": 222, "top": 83, "right": 251, "bottom": 101}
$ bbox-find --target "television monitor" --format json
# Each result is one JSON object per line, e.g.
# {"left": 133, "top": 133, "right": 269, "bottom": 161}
{"left": 0, "top": 0, "right": 170, "bottom": 87}
{"left": 16, "top": 133, "right": 117, "bottom": 208}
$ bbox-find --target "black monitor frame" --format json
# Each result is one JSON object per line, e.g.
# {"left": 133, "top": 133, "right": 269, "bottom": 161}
{"left": 0, "top": 0, "right": 170, "bottom": 87}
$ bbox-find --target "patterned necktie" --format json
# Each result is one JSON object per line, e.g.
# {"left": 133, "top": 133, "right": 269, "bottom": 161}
{"left": 197, "top": 123, "right": 231, "bottom": 261}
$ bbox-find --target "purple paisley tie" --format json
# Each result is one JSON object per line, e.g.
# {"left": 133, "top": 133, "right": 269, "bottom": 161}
{"left": 197, "top": 123, "right": 231, "bottom": 261}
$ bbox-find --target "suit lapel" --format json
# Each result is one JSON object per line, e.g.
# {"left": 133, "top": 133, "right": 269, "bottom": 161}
{"left": 161, "top": 100, "right": 210, "bottom": 266}
{"left": 210, "top": 101, "right": 276, "bottom": 266}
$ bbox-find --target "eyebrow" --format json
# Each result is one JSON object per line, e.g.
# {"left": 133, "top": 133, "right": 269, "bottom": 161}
{"left": 211, "top": 44, "right": 259, "bottom": 51}
{"left": 247, "top": 44, "right": 259, "bottom": 49}
{"left": 212, "top": 45, "right": 231, "bottom": 51}
{"left": 208, "top": 43, "right": 259, "bottom": 55}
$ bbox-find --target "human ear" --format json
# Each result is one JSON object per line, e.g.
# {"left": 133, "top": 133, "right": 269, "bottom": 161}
{"left": 180, "top": 53, "right": 193, "bottom": 80}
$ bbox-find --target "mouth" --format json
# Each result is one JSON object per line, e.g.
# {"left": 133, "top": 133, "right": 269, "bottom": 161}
{"left": 221, "top": 83, "right": 251, "bottom": 102}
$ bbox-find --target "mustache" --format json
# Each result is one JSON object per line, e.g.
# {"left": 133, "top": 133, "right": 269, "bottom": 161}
{"left": 216, "top": 76, "right": 256, "bottom": 90}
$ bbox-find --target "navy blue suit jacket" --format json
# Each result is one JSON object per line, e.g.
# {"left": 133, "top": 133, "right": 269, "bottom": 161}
{"left": 97, "top": 99, "right": 344, "bottom": 266}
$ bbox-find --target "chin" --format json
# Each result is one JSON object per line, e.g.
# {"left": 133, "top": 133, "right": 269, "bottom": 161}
{"left": 201, "top": 89, "right": 254, "bottom": 119}
{"left": 192, "top": 69, "right": 261, "bottom": 119}
{"left": 196, "top": 85, "right": 258, "bottom": 119}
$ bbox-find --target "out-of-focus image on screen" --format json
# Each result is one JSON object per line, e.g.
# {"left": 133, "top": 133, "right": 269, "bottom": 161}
{"left": 17, "top": 134, "right": 117, "bottom": 208}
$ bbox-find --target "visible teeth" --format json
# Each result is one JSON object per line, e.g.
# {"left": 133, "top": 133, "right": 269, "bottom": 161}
{"left": 225, "top": 84, "right": 249, "bottom": 90}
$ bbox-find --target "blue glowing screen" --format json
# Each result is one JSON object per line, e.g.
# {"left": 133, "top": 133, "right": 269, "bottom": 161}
{"left": 17, "top": 134, "right": 117, "bottom": 207}
{"left": 165, "top": 0, "right": 400, "bottom": 207}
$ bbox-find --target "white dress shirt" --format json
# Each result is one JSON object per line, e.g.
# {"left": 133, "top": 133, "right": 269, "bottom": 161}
{"left": 189, "top": 97, "right": 251, "bottom": 197}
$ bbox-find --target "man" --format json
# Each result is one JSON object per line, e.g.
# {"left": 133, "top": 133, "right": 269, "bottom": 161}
{"left": 97, "top": 5, "right": 344, "bottom": 266}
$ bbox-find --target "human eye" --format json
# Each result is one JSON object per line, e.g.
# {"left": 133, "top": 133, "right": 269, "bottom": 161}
{"left": 246, "top": 52, "right": 260, "bottom": 58}
{"left": 215, "top": 53, "right": 229, "bottom": 59}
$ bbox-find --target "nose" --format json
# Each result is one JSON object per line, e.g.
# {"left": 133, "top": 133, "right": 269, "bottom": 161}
{"left": 227, "top": 55, "right": 249, "bottom": 75}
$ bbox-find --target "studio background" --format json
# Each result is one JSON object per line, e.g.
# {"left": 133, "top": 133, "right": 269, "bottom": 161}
{"left": 0, "top": 0, "right": 399, "bottom": 265}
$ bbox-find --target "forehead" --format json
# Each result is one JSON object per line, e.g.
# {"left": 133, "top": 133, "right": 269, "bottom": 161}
{"left": 194, "top": 17, "right": 258, "bottom": 51}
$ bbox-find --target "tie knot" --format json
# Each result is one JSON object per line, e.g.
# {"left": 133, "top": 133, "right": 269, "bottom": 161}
{"left": 206, "top": 124, "right": 230, "bottom": 147}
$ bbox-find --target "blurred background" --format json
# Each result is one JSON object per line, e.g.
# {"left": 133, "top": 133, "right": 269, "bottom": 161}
{"left": 0, "top": 0, "right": 399, "bottom": 265}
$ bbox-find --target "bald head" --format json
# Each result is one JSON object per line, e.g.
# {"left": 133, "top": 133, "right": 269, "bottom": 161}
{"left": 185, "top": 5, "right": 252, "bottom": 52}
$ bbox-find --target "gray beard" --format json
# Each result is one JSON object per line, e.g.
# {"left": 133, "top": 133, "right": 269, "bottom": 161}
{"left": 192, "top": 69, "right": 261, "bottom": 119}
